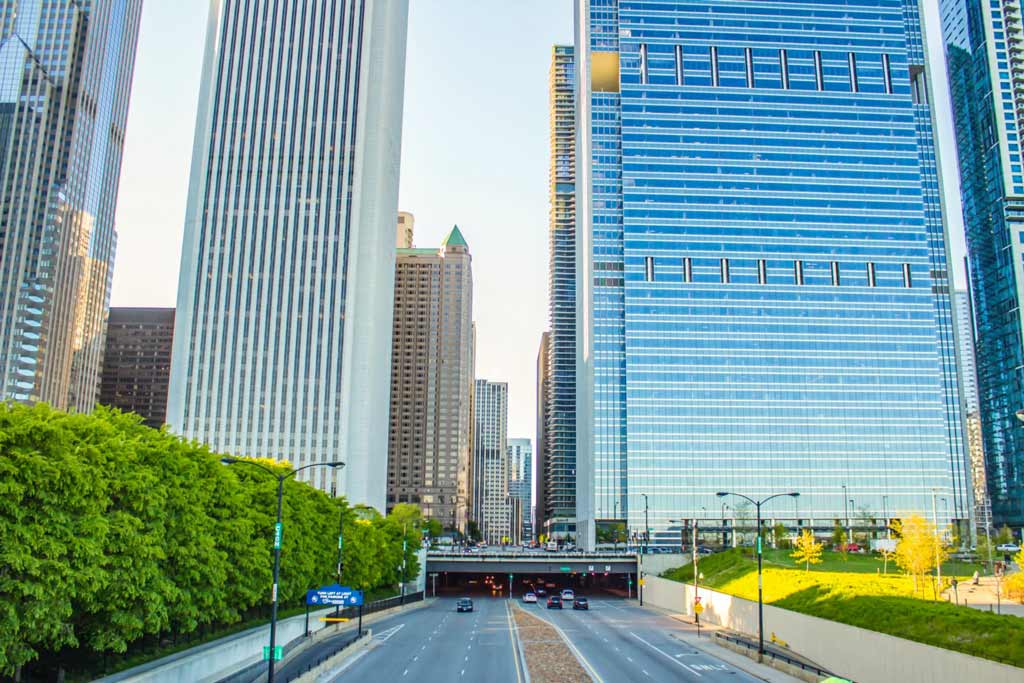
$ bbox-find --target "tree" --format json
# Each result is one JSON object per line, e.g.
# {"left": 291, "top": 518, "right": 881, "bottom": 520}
{"left": 466, "top": 521, "right": 482, "bottom": 542}
{"left": 1007, "top": 549, "right": 1024, "bottom": 603}
{"left": 772, "top": 522, "right": 790, "bottom": 549}
{"left": 790, "top": 530, "right": 824, "bottom": 571}
{"left": 425, "top": 519, "right": 444, "bottom": 538}
{"left": 892, "top": 514, "right": 949, "bottom": 597}
{"left": 832, "top": 521, "right": 848, "bottom": 559}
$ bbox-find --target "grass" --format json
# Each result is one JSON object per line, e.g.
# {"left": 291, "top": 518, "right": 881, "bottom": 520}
{"left": 662, "top": 549, "right": 1024, "bottom": 667}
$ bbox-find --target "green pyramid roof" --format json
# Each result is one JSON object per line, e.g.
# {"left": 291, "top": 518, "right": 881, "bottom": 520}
{"left": 442, "top": 225, "right": 468, "bottom": 248}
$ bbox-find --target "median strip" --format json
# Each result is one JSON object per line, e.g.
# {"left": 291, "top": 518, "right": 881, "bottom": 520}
{"left": 512, "top": 606, "right": 595, "bottom": 683}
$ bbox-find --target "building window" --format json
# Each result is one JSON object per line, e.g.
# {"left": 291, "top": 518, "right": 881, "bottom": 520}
{"left": 710, "top": 46, "right": 720, "bottom": 87}
{"left": 639, "top": 44, "right": 649, "bottom": 85}
{"left": 882, "top": 54, "right": 893, "bottom": 94}
{"left": 780, "top": 49, "right": 790, "bottom": 89}
{"left": 675, "top": 45, "right": 684, "bottom": 86}
{"left": 794, "top": 260, "right": 804, "bottom": 285}
{"left": 813, "top": 51, "right": 824, "bottom": 90}
{"left": 831, "top": 261, "right": 841, "bottom": 286}
{"left": 644, "top": 256, "right": 655, "bottom": 282}
{"left": 867, "top": 262, "right": 877, "bottom": 287}
{"left": 683, "top": 257, "right": 693, "bottom": 283}
{"left": 848, "top": 53, "right": 859, "bottom": 92}
{"left": 910, "top": 66, "right": 928, "bottom": 104}
{"left": 757, "top": 259, "right": 767, "bottom": 285}
{"left": 744, "top": 47, "right": 754, "bottom": 88}
{"left": 903, "top": 263, "right": 913, "bottom": 288}
{"left": 720, "top": 258, "right": 731, "bottom": 284}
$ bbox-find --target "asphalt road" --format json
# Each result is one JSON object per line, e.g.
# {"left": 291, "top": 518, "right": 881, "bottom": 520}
{"left": 526, "top": 597, "right": 764, "bottom": 683}
{"left": 322, "top": 597, "right": 522, "bottom": 683}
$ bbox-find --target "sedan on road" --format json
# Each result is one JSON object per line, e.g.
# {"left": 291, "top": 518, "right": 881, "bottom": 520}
{"left": 546, "top": 595, "right": 562, "bottom": 609}
{"left": 456, "top": 598, "right": 474, "bottom": 613}
{"left": 560, "top": 589, "right": 575, "bottom": 602}
{"left": 572, "top": 597, "right": 589, "bottom": 611}
{"left": 523, "top": 592, "right": 538, "bottom": 603}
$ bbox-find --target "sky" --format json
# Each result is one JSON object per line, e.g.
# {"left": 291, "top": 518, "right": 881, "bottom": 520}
{"left": 111, "top": 0, "right": 965, "bottom": 449}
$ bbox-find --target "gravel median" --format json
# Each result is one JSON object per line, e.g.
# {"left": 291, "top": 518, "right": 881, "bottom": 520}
{"left": 513, "top": 606, "right": 592, "bottom": 683}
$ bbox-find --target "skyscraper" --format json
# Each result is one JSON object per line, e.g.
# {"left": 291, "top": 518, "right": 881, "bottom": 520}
{"left": 397, "top": 212, "right": 415, "bottom": 249}
{"left": 575, "top": 0, "right": 968, "bottom": 549}
{"left": 473, "top": 379, "right": 509, "bottom": 544}
{"left": 954, "top": 290, "right": 990, "bottom": 531}
{"left": 0, "top": 1, "right": 143, "bottom": 412}
{"left": 168, "top": 0, "right": 409, "bottom": 507}
{"left": 536, "top": 332, "right": 551, "bottom": 538}
{"left": 508, "top": 438, "right": 534, "bottom": 541}
{"left": 941, "top": 0, "right": 1024, "bottom": 526}
{"left": 545, "top": 45, "right": 579, "bottom": 542}
{"left": 387, "top": 226, "right": 474, "bottom": 532}
{"left": 99, "top": 308, "right": 175, "bottom": 428}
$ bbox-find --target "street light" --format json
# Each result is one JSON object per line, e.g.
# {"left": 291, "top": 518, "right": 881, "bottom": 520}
{"left": 221, "top": 457, "right": 345, "bottom": 683}
{"left": 841, "top": 484, "right": 850, "bottom": 547}
{"left": 721, "top": 503, "right": 731, "bottom": 548}
{"left": 717, "top": 491, "right": 799, "bottom": 658}
{"left": 641, "top": 493, "right": 650, "bottom": 555}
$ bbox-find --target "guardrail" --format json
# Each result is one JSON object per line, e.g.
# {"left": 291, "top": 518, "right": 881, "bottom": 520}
{"left": 714, "top": 631, "right": 840, "bottom": 680}
{"left": 282, "top": 633, "right": 364, "bottom": 683}
{"left": 427, "top": 551, "right": 638, "bottom": 559}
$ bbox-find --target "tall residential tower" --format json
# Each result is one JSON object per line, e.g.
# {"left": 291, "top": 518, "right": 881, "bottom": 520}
{"left": 0, "top": 1, "right": 143, "bottom": 411}
{"left": 941, "top": 0, "right": 1024, "bottom": 526}
{"left": 168, "top": 0, "right": 409, "bottom": 507}
{"left": 575, "top": 0, "right": 968, "bottom": 548}
{"left": 473, "top": 379, "right": 509, "bottom": 544}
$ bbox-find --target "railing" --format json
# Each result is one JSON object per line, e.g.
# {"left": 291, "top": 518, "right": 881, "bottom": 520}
{"left": 427, "top": 551, "right": 638, "bottom": 559}
{"left": 283, "top": 632, "right": 363, "bottom": 682}
{"left": 714, "top": 632, "right": 841, "bottom": 680}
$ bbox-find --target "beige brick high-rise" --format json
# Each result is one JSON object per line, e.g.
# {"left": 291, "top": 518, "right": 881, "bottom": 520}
{"left": 387, "top": 226, "right": 474, "bottom": 532}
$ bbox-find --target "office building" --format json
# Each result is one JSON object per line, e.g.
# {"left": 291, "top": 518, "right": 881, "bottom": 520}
{"left": 508, "top": 438, "right": 534, "bottom": 541}
{"left": 397, "top": 212, "right": 414, "bottom": 249}
{"left": 387, "top": 226, "right": 474, "bottom": 532}
{"left": 941, "top": 0, "right": 1024, "bottom": 526}
{"left": 954, "top": 290, "right": 990, "bottom": 531}
{"left": 167, "top": 0, "right": 409, "bottom": 506}
{"left": 99, "top": 308, "right": 175, "bottom": 428}
{"left": 0, "top": 1, "right": 143, "bottom": 411}
{"left": 473, "top": 379, "right": 509, "bottom": 544}
{"left": 575, "top": 0, "right": 968, "bottom": 549}
{"left": 545, "top": 44, "right": 579, "bottom": 542}
{"left": 536, "top": 332, "right": 551, "bottom": 538}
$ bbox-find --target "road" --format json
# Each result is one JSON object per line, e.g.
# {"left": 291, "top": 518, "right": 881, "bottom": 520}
{"left": 321, "top": 597, "right": 522, "bottom": 683}
{"left": 526, "top": 597, "right": 765, "bottom": 683}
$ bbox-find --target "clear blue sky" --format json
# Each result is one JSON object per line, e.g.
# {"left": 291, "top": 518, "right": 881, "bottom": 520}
{"left": 111, "top": 0, "right": 963, "bottom": 446}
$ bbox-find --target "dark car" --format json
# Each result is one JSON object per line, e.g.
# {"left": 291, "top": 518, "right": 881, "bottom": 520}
{"left": 456, "top": 598, "right": 473, "bottom": 613}
{"left": 535, "top": 588, "right": 547, "bottom": 598}
{"left": 573, "top": 597, "right": 589, "bottom": 610}
{"left": 546, "top": 595, "right": 562, "bottom": 609}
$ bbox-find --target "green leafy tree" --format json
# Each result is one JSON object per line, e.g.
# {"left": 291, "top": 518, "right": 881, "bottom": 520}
{"left": 772, "top": 522, "right": 790, "bottom": 549}
{"left": 832, "top": 521, "right": 848, "bottom": 560}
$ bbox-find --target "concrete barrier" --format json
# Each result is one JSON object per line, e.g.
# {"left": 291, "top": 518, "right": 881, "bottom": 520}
{"left": 644, "top": 575, "right": 1023, "bottom": 683}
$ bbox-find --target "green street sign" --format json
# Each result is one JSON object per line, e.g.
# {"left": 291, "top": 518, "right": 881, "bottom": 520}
{"left": 757, "top": 536, "right": 762, "bottom": 555}
{"left": 273, "top": 523, "right": 283, "bottom": 550}
{"left": 560, "top": 566, "right": 571, "bottom": 572}
{"left": 338, "top": 534, "right": 343, "bottom": 550}
{"left": 263, "top": 645, "right": 283, "bottom": 661}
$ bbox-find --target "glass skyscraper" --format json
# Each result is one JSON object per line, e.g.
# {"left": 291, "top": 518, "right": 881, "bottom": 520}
{"left": 0, "top": 0, "right": 143, "bottom": 412}
{"left": 167, "top": 0, "right": 409, "bottom": 509}
{"left": 575, "top": 0, "right": 969, "bottom": 548}
{"left": 941, "top": 0, "right": 1024, "bottom": 527}
{"left": 473, "top": 379, "right": 509, "bottom": 544}
{"left": 508, "top": 438, "right": 534, "bottom": 541}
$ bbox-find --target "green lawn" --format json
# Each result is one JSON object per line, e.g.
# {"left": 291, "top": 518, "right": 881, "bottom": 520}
{"left": 662, "top": 549, "right": 1024, "bottom": 667}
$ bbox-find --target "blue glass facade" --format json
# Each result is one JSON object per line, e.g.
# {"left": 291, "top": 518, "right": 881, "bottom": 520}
{"left": 576, "top": 0, "right": 968, "bottom": 547}
{"left": 941, "top": 0, "right": 1024, "bottom": 528}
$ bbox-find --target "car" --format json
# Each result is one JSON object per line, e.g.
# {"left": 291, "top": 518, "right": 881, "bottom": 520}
{"left": 560, "top": 589, "right": 575, "bottom": 602}
{"left": 535, "top": 588, "right": 547, "bottom": 597}
{"left": 996, "top": 543, "right": 1022, "bottom": 553}
{"left": 456, "top": 598, "right": 473, "bottom": 613}
{"left": 546, "top": 595, "right": 562, "bottom": 609}
{"left": 523, "top": 592, "right": 538, "bottom": 603}
{"left": 573, "top": 597, "right": 589, "bottom": 610}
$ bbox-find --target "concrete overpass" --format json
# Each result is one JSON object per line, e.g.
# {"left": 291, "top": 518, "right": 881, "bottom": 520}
{"left": 425, "top": 551, "right": 639, "bottom": 575}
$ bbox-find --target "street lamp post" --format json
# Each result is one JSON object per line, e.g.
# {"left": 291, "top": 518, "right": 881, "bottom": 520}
{"left": 220, "top": 457, "right": 344, "bottom": 683}
{"left": 641, "top": 493, "right": 650, "bottom": 554}
{"left": 882, "top": 495, "right": 890, "bottom": 539}
{"left": 717, "top": 491, "right": 799, "bottom": 658}
{"left": 841, "top": 485, "right": 850, "bottom": 547}
{"left": 721, "top": 503, "right": 730, "bottom": 547}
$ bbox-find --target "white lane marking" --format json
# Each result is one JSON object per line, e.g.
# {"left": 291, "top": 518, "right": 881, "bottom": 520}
{"left": 413, "top": 656, "right": 418, "bottom": 662}
{"left": 627, "top": 657, "right": 634, "bottom": 663}
{"left": 324, "top": 647, "right": 369, "bottom": 681}
{"left": 402, "top": 669, "right": 408, "bottom": 677}
{"left": 460, "top": 670, "right": 465, "bottom": 677}
{"left": 643, "top": 671, "right": 651, "bottom": 677}
{"left": 630, "top": 632, "right": 704, "bottom": 678}
{"left": 375, "top": 624, "right": 406, "bottom": 642}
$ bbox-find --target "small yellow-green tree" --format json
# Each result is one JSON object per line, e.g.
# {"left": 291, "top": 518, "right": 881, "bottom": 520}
{"left": 790, "top": 529, "right": 824, "bottom": 571}
{"left": 1006, "top": 549, "right": 1024, "bottom": 603}
{"left": 892, "top": 514, "right": 949, "bottom": 597}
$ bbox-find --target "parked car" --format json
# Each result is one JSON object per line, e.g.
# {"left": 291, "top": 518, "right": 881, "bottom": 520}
{"left": 573, "top": 597, "right": 589, "bottom": 611}
{"left": 546, "top": 595, "right": 562, "bottom": 609}
{"left": 523, "top": 592, "right": 538, "bottom": 604}
{"left": 457, "top": 598, "right": 474, "bottom": 613}
{"left": 996, "top": 543, "right": 1022, "bottom": 553}
{"left": 561, "top": 589, "right": 575, "bottom": 602}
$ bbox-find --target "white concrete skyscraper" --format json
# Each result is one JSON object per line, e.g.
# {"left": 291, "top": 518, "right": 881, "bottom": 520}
{"left": 168, "top": 0, "right": 409, "bottom": 509}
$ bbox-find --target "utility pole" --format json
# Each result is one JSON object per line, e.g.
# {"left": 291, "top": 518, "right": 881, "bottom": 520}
{"left": 932, "top": 489, "right": 941, "bottom": 598}
{"left": 642, "top": 493, "right": 650, "bottom": 555}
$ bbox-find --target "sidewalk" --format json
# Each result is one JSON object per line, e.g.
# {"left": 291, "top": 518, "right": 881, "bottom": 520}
{"left": 949, "top": 574, "right": 1024, "bottom": 617}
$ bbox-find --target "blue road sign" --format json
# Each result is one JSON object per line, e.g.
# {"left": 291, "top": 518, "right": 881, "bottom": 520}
{"left": 306, "top": 583, "right": 364, "bottom": 607}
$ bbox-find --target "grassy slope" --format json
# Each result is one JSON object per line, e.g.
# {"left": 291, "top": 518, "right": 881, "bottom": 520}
{"left": 662, "top": 549, "right": 1024, "bottom": 667}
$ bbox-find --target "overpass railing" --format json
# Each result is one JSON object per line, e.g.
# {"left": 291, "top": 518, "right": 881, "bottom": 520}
{"left": 427, "top": 551, "right": 638, "bottom": 559}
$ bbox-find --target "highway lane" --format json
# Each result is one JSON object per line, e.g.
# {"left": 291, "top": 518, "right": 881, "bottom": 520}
{"left": 525, "top": 597, "right": 764, "bottom": 683}
{"left": 325, "top": 597, "right": 522, "bottom": 683}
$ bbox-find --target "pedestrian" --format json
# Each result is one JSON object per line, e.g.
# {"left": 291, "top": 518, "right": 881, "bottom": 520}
{"left": 972, "top": 570, "right": 979, "bottom": 586}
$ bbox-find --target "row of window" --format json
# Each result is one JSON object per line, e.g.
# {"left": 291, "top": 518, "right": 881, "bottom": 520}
{"left": 635, "top": 44, "right": 925, "bottom": 100}
{"left": 630, "top": 257, "right": 914, "bottom": 288}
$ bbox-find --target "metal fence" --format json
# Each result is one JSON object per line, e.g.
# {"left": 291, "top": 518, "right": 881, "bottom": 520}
{"left": 713, "top": 632, "right": 843, "bottom": 681}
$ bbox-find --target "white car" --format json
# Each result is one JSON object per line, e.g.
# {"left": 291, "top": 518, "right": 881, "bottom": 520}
{"left": 996, "top": 543, "right": 1021, "bottom": 553}
{"left": 561, "top": 589, "right": 575, "bottom": 602}
{"left": 523, "top": 592, "right": 538, "bottom": 603}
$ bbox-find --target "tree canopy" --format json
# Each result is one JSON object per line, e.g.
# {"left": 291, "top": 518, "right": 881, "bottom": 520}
{"left": 0, "top": 403, "right": 414, "bottom": 677}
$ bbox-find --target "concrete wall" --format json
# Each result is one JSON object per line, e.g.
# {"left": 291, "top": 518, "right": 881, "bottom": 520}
{"left": 638, "top": 553, "right": 688, "bottom": 577}
{"left": 644, "top": 575, "right": 1023, "bottom": 683}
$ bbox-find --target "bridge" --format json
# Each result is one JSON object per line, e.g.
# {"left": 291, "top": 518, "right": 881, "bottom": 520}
{"left": 425, "top": 550, "right": 638, "bottom": 574}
